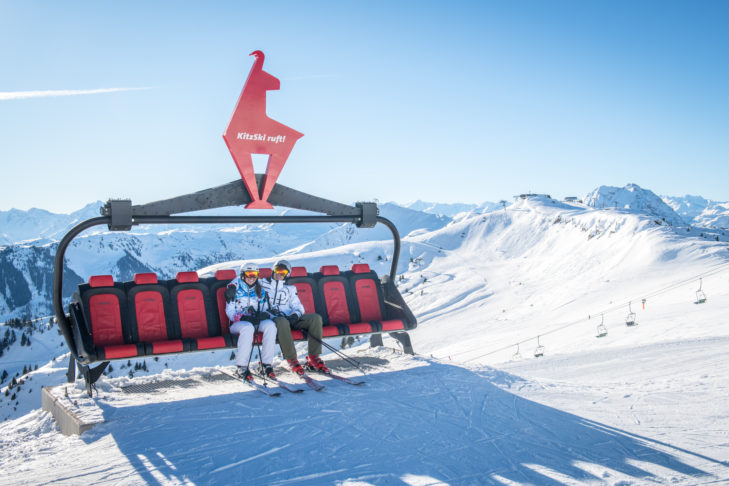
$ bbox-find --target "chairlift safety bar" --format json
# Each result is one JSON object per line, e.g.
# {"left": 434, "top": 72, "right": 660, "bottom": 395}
{"left": 52, "top": 175, "right": 402, "bottom": 356}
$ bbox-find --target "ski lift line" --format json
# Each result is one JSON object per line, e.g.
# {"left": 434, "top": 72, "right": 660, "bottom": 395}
{"left": 442, "top": 262, "right": 729, "bottom": 364}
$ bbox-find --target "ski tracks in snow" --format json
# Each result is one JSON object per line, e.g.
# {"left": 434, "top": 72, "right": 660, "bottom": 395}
{"left": 2, "top": 349, "right": 729, "bottom": 484}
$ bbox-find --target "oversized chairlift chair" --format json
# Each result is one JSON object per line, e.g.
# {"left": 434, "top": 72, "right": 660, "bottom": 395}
{"left": 52, "top": 175, "right": 417, "bottom": 391}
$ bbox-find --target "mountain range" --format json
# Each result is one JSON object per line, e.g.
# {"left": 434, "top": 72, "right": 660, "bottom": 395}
{"left": 0, "top": 183, "right": 727, "bottom": 321}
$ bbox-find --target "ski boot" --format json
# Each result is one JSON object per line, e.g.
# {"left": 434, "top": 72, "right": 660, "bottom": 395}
{"left": 236, "top": 366, "right": 253, "bottom": 382}
{"left": 261, "top": 363, "right": 276, "bottom": 380}
{"left": 306, "top": 355, "right": 329, "bottom": 374}
{"left": 287, "top": 358, "right": 305, "bottom": 376}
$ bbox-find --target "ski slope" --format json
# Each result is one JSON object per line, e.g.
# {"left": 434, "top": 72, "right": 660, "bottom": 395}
{"left": 2, "top": 196, "right": 729, "bottom": 485}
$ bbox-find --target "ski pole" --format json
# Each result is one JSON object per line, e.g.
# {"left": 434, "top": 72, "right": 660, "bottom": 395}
{"left": 301, "top": 329, "right": 366, "bottom": 373}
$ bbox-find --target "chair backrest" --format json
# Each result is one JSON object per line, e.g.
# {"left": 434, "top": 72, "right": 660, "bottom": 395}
{"left": 127, "top": 273, "right": 171, "bottom": 342}
{"left": 169, "top": 271, "right": 217, "bottom": 339}
{"left": 317, "top": 265, "right": 358, "bottom": 325}
{"left": 287, "top": 266, "right": 317, "bottom": 314}
{"left": 348, "top": 264, "right": 385, "bottom": 322}
{"left": 80, "top": 275, "right": 129, "bottom": 347}
{"left": 259, "top": 267, "right": 272, "bottom": 279}
{"left": 210, "top": 269, "right": 237, "bottom": 335}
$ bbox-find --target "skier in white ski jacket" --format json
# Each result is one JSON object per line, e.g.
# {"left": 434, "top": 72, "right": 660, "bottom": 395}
{"left": 262, "top": 259, "right": 329, "bottom": 375}
{"left": 225, "top": 263, "right": 277, "bottom": 381}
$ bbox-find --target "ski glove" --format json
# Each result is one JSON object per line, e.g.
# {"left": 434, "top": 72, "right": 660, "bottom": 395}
{"left": 287, "top": 313, "right": 300, "bottom": 328}
{"left": 224, "top": 285, "right": 236, "bottom": 303}
{"left": 256, "top": 310, "right": 272, "bottom": 321}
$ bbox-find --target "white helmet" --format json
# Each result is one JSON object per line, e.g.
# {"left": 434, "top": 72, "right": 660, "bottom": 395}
{"left": 239, "top": 262, "right": 259, "bottom": 276}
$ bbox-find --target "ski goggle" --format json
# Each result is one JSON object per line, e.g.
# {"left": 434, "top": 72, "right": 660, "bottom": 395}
{"left": 273, "top": 266, "right": 289, "bottom": 277}
{"left": 243, "top": 270, "right": 259, "bottom": 278}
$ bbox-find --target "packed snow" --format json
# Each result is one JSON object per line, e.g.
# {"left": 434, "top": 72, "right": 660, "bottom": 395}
{"left": 2, "top": 189, "right": 729, "bottom": 485}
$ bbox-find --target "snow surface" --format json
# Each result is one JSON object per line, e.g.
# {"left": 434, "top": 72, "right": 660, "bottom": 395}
{"left": 2, "top": 194, "right": 729, "bottom": 485}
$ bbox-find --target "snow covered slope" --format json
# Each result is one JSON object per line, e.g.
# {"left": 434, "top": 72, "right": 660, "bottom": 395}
{"left": 2, "top": 193, "right": 729, "bottom": 484}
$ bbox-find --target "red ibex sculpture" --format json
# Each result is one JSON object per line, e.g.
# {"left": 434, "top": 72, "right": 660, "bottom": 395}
{"left": 223, "top": 50, "right": 304, "bottom": 209}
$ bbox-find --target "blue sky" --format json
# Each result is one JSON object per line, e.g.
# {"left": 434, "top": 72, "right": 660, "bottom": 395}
{"left": 1, "top": 1, "right": 727, "bottom": 213}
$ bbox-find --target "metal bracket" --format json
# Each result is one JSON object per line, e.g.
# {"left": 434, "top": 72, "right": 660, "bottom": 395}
{"left": 356, "top": 202, "right": 378, "bottom": 228}
{"left": 104, "top": 199, "right": 133, "bottom": 231}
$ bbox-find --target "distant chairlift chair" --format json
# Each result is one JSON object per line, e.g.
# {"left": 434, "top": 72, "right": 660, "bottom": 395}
{"left": 695, "top": 278, "right": 707, "bottom": 304}
{"left": 596, "top": 314, "right": 607, "bottom": 338}
{"left": 533, "top": 336, "right": 545, "bottom": 358}
{"left": 625, "top": 301, "right": 637, "bottom": 327}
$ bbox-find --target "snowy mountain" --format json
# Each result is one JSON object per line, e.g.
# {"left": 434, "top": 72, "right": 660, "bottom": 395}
{"left": 662, "top": 194, "right": 729, "bottom": 229}
{"left": 2, "top": 188, "right": 729, "bottom": 484}
{"left": 0, "top": 202, "right": 104, "bottom": 246}
{"left": 661, "top": 194, "right": 711, "bottom": 222}
{"left": 402, "top": 200, "right": 500, "bottom": 217}
{"left": 289, "top": 202, "right": 451, "bottom": 254}
{"left": 584, "top": 183, "right": 686, "bottom": 227}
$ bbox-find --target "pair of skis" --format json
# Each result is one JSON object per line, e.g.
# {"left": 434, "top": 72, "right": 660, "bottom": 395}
{"left": 223, "top": 367, "right": 364, "bottom": 397}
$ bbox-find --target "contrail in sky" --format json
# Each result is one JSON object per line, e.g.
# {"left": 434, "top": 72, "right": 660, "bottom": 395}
{"left": 0, "top": 87, "right": 152, "bottom": 101}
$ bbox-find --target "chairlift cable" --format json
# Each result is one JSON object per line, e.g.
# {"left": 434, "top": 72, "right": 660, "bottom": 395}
{"left": 451, "top": 262, "right": 729, "bottom": 364}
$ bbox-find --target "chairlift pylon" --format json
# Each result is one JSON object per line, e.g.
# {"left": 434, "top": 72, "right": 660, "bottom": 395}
{"left": 625, "top": 301, "right": 637, "bottom": 327}
{"left": 534, "top": 336, "right": 545, "bottom": 358}
{"left": 596, "top": 314, "right": 607, "bottom": 338}
{"left": 694, "top": 277, "right": 707, "bottom": 304}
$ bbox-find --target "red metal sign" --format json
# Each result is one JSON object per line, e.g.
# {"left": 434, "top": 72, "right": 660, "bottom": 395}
{"left": 223, "top": 50, "right": 304, "bottom": 209}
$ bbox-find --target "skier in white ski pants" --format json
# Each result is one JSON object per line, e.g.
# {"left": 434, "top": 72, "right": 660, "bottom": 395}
{"left": 225, "top": 263, "right": 276, "bottom": 378}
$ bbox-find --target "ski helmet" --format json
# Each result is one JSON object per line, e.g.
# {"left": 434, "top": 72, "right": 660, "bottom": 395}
{"left": 273, "top": 259, "right": 291, "bottom": 274}
{"left": 239, "top": 262, "right": 259, "bottom": 277}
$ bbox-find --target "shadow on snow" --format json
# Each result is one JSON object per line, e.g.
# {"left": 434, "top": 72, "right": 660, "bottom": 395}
{"left": 83, "top": 360, "right": 717, "bottom": 485}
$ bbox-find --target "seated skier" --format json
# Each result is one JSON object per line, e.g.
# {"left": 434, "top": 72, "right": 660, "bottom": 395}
{"left": 225, "top": 263, "right": 277, "bottom": 381}
{"left": 262, "top": 259, "right": 329, "bottom": 375}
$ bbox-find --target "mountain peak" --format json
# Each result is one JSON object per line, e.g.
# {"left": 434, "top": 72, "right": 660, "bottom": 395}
{"left": 583, "top": 184, "right": 685, "bottom": 226}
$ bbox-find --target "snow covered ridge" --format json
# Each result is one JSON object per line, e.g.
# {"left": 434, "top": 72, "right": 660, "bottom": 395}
{"left": 584, "top": 183, "right": 687, "bottom": 226}
{"left": 580, "top": 183, "right": 729, "bottom": 229}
